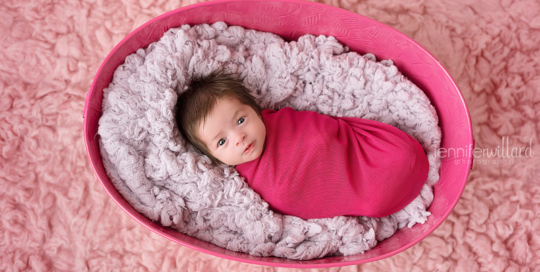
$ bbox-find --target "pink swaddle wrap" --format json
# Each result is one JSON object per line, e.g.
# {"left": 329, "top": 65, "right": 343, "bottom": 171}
{"left": 235, "top": 107, "right": 429, "bottom": 219}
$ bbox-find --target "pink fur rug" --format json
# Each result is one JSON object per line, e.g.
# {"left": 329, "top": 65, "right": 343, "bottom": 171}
{"left": 1, "top": 0, "right": 539, "bottom": 271}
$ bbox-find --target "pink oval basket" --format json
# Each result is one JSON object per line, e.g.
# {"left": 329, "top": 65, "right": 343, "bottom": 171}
{"left": 83, "top": 0, "right": 473, "bottom": 268}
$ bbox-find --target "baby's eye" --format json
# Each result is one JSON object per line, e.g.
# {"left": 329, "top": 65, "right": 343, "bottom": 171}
{"left": 237, "top": 117, "right": 245, "bottom": 125}
{"left": 218, "top": 138, "right": 226, "bottom": 147}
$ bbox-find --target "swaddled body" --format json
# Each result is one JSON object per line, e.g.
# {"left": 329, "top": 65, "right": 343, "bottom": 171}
{"left": 235, "top": 107, "right": 429, "bottom": 219}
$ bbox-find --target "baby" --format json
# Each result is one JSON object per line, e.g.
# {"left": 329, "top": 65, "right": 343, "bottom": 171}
{"left": 176, "top": 71, "right": 429, "bottom": 220}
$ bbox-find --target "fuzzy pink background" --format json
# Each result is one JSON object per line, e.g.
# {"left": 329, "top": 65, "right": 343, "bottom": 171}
{"left": 1, "top": 0, "right": 540, "bottom": 271}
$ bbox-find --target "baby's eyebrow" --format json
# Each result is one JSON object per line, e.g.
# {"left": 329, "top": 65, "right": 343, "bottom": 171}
{"left": 211, "top": 109, "right": 241, "bottom": 142}
{"left": 212, "top": 130, "right": 223, "bottom": 142}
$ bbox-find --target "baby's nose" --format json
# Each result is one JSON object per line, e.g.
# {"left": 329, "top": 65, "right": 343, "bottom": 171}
{"left": 236, "top": 134, "right": 246, "bottom": 146}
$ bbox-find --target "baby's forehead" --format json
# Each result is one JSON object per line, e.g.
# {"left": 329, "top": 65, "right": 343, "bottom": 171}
{"left": 196, "top": 112, "right": 226, "bottom": 139}
{"left": 199, "top": 98, "right": 247, "bottom": 133}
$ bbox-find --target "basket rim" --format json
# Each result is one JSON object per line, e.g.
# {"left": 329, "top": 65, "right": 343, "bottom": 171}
{"left": 83, "top": 0, "right": 473, "bottom": 268}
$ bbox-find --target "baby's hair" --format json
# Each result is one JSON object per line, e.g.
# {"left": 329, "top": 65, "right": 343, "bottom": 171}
{"left": 175, "top": 70, "right": 262, "bottom": 165}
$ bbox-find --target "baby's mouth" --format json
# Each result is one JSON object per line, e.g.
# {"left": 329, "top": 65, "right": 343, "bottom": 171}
{"left": 243, "top": 141, "right": 255, "bottom": 155}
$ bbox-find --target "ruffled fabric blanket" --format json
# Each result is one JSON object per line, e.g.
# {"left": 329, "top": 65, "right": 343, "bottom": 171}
{"left": 2, "top": 0, "right": 539, "bottom": 270}
{"left": 97, "top": 22, "right": 440, "bottom": 260}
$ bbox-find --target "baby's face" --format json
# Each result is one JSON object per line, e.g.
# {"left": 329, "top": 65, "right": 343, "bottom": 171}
{"left": 198, "top": 97, "right": 266, "bottom": 166}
